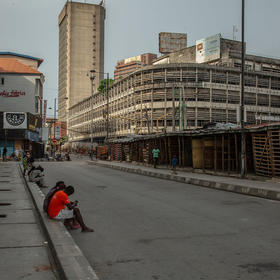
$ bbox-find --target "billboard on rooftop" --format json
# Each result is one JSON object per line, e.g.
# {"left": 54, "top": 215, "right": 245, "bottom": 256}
{"left": 159, "top": 32, "right": 187, "bottom": 54}
{"left": 196, "top": 34, "right": 221, "bottom": 63}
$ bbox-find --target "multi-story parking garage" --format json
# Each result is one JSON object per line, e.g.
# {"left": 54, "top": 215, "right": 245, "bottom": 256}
{"left": 67, "top": 37, "right": 280, "bottom": 144}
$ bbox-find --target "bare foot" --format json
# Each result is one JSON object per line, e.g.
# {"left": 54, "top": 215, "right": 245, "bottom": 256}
{"left": 82, "top": 227, "right": 94, "bottom": 233}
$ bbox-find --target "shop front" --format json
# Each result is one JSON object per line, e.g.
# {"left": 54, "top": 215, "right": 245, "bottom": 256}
{"left": 0, "top": 112, "right": 43, "bottom": 159}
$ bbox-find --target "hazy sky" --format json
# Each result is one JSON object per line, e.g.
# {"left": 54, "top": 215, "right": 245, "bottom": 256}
{"left": 1, "top": 0, "right": 279, "bottom": 116}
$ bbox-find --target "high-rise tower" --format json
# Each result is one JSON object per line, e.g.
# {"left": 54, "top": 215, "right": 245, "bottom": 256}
{"left": 58, "top": 1, "right": 105, "bottom": 121}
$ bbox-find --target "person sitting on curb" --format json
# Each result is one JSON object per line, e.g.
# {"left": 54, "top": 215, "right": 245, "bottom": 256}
{"left": 27, "top": 157, "right": 35, "bottom": 179}
{"left": 29, "top": 165, "right": 47, "bottom": 188}
{"left": 47, "top": 186, "right": 94, "bottom": 233}
{"left": 43, "top": 181, "right": 66, "bottom": 213}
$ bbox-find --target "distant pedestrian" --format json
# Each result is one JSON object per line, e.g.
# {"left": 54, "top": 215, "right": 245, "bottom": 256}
{"left": 22, "top": 154, "right": 28, "bottom": 176}
{"left": 152, "top": 147, "right": 160, "bottom": 168}
{"left": 171, "top": 155, "right": 178, "bottom": 174}
{"left": 2, "top": 147, "right": 7, "bottom": 162}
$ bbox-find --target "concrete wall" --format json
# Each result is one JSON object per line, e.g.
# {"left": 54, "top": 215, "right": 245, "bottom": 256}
{"left": 0, "top": 74, "right": 41, "bottom": 114}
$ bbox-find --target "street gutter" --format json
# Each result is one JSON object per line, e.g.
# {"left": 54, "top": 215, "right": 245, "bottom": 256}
{"left": 87, "top": 161, "right": 280, "bottom": 202}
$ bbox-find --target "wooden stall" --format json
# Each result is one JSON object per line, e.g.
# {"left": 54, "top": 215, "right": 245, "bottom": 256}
{"left": 252, "top": 128, "right": 280, "bottom": 177}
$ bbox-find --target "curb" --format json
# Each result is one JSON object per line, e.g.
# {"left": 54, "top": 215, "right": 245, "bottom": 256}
{"left": 18, "top": 164, "right": 99, "bottom": 280}
{"left": 88, "top": 161, "right": 280, "bottom": 201}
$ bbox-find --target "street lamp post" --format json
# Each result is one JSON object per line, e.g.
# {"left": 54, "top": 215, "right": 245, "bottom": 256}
{"left": 106, "top": 72, "right": 109, "bottom": 141}
{"left": 89, "top": 70, "right": 96, "bottom": 159}
{"left": 48, "top": 98, "right": 57, "bottom": 158}
{"left": 240, "top": 0, "right": 246, "bottom": 178}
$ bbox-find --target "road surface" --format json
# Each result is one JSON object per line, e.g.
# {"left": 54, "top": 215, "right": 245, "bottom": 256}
{"left": 41, "top": 160, "right": 280, "bottom": 280}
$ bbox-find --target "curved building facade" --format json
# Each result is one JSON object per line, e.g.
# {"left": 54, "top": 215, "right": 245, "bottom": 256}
{"left": 68, "top": 61, "right": 280, "bottom": 143}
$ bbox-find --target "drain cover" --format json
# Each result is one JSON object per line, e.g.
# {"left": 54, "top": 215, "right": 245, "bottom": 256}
{"left": 0, "top": 189, "right": 11, "bottom": 191}
{"left": 0, "top": 214, "right": 7, "bottom": 218}
{"left": 0, "top": 203, "right": 11, "bottom": 206}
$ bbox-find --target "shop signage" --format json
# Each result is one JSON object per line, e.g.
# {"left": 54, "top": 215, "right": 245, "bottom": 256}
{"left": 0, "top": 90, "right": 26, "bottom": 97}
{"left": 55, "top": 126, "right": 61, "bottom": 140}
{"left": 42, "top": 100, "right": 47, "bottom": 126}
{"left": 255, "top": 115, "right": 280, "bottom": 122}
{"left": 28, "top": 114, "right": 41, "bottom": 131}
{"left": 27, "top": 131, "right": 39, "bottom": 142}
{"left": 3, "top": 112, "right": 27, "bottom": 129}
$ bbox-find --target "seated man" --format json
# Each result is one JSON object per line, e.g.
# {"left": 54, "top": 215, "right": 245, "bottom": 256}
{"left": 43, "top": 181, "right": 66, "bottom": 213}
{"left": 29, "top": 165, "right": 47, "bottom": 188}
{"left": 47, "top": 186, "right": 94, "bottom": 233}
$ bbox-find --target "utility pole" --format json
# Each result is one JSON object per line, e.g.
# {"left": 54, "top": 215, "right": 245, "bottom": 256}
{"left": 53, "top": 98, "right": 57, "bottom": 157}
{"left": 106, "top": 72, "right": 109, "bottom": 141}
{"left": 240, "top": 0, "right": 246, "bottom": 178}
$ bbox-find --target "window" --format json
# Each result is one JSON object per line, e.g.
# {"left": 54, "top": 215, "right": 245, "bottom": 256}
{"left": 35, "top": 96, "right": 40, "bottom": 114}
{"left": 1, "top": 78, "right": 4, "bottom": 85}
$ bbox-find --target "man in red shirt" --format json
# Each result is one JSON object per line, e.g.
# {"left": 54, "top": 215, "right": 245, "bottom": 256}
{"left": 48, "top": 186, "right": 93, "bottom": 232}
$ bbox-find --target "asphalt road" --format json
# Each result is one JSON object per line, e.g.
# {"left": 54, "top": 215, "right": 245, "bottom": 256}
{"left": 41, "top": 160, "right": 280, "bottom": 280}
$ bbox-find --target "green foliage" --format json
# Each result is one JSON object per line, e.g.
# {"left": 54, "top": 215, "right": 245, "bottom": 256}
{"left": 98, "top": 79, "right": 114, "bottom": 94}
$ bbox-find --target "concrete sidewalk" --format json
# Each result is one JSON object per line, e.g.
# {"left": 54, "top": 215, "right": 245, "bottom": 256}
{"left": 0, "top": 162, "right": 57, "bottom": 280}
{"left": 20, "top": 164, "right": 99, "bottom": 280}
{"left": 88, "top": 160, "right": 280, "bottom": 201}
{"left": 0, "top": 162, "right": 99, "bottom": 280}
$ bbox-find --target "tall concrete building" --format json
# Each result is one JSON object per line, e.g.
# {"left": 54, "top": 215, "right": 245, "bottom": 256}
{"left": 58, "top": 1, "right": 105, "bottom": 121}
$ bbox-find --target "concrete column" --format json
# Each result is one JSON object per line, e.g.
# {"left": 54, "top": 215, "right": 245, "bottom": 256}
{"left": 151, "top": 89, "right": 154, "bottom": 133}
{"left": 269, "top": 77, "right": 272, "bottom": 117}
{"left": 210, "top": 69, "right": 213, "bottom": 122}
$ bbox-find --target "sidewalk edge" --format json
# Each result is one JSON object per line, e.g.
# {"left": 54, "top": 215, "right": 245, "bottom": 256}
{"left": 88, "top": 161, "right": 280, "bottom": 201}
{"left": 18, "top": 164, "right": 99, "bottom": 280}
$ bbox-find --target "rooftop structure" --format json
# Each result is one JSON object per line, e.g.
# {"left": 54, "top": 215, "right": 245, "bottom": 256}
{"left": 0, "top": 58, "right": 42, "bottom": 74}
{"left": 0, "top": 52, "right": 43, "bottom": 69}
{"left": 114, "top": 53, "right": 157, "bottom": 80}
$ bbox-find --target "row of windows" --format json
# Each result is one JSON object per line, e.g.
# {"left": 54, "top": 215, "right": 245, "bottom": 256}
{"left": 70, "top": 109, "right": 277, "bottom": 138}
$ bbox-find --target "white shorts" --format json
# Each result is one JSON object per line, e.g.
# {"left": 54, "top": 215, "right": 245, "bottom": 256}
{"left": 54, "top": 208, "right": 74, "bottom": 219}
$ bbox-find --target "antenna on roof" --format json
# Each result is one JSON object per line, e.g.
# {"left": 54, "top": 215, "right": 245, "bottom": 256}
{"left": 233, "top": 25, "right": 238, "bottom": 40}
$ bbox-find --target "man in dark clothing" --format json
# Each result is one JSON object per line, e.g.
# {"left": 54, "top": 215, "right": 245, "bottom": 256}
{"left": 171, "top": 155, "right": 178, "bottom": 174}
{"left": 2, "top": 147, "right": 7, "bottom": 162}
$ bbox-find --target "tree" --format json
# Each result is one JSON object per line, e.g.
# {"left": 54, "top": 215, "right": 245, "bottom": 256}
{"left": 98, "top": 79, "right": 114, "bottom": 94}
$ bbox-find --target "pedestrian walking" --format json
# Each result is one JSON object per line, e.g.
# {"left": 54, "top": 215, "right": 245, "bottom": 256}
{"left": 2, "top": 147, "right": 7, "bottom": 162}
{"left": 152, "top": 147, "right": 160, "bottom": 168}
{"left": 171, "top": 155, "right": 178, "bottom": 174}
{"left": 22, "top": 154, "right": 28, "bottom": 176}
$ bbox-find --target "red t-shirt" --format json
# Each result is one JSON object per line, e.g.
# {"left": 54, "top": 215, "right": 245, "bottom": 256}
{"left": 48, "top": 190, "right": 70, "bottom": 218}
